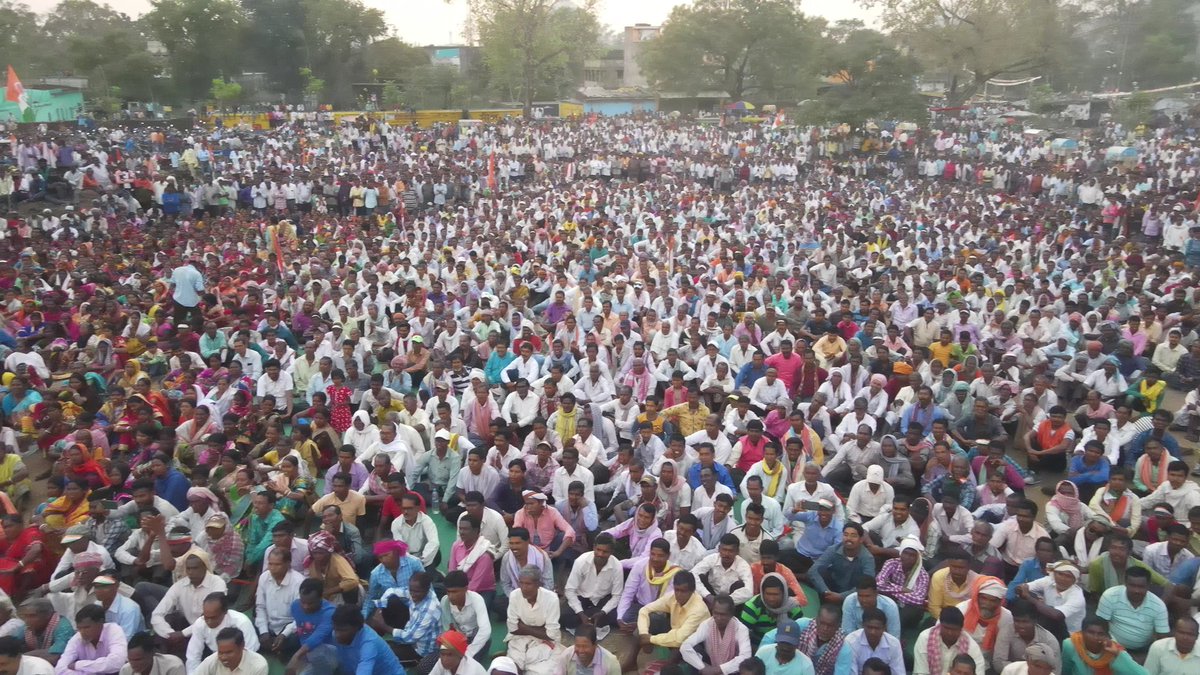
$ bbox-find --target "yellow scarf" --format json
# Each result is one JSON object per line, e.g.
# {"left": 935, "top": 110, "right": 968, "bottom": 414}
{"left": 761, "top": 460, "right": 785, "bottom": 498}
{"left": 646, "top": 561, "right": 680, "bottom": 596}
{"left": 554, "top": 407, "right": 578, "bottom": 443}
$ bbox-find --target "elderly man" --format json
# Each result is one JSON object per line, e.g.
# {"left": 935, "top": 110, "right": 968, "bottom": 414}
{"left": 505, "top": 565, "right": 562, "bottom": 675}
{"left": 18, "top": 598, "right": 73, "bottom": 665}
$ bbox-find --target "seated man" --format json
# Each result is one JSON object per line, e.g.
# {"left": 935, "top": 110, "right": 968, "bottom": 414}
{"left": 1095, "top": 566, "right": 1170, "bottom": 657}
{"left": 1144, "top": 616, "right": 1199, "bottom": 675}
{"left": 284, "top": 579, "right": 336, "bottom": 674}
{"left": 56, "top": 604, "right": 127, "bottom": 675}
{"left": 254, "top": 548, "right": 304, "bottom": 661}
{"left": 17, "top": 598, "right": 73, "bottom": 665}
{"left": 750, "top": 540, "right": 804, "bottom": 598}
{"left": 792, "top": 604, "right": 846, "bottom": 675}
{"left": 754, "top": 619, "right": 818, "bottom": 675}
{"left": 1061, "top": 615, "right": 1147, "bottom": 675}
{"left": 681, "top": 595, "right": 752, "bottom": 675}
{"left": 636, "top": 570, "right": 709, "bottom": 655}
{"left": 439, "top": 571, "right": 491, "bottom": 664}
{"left": 874, "top": 535, "right": 929, "bottom": 626}
{"left": 185, "top": 592, "right": 259, "bottom": 672}
{"left": 913, "top": 607, "right": 986, "bottom": 675}
{"left": 955, "top": 577, "right": 1013, "bottom": 672}
{"left": 928, "top": 550, "right": 980, "bottom": 619}
{"left": 786, "top": 498, "right": 842, "bottom": 576}
{"left": 835, "top": 608, "right": 905, "bottom": 675}
{"left": 506, "top": 565, "right": 562, "bottom": 675}
{"left": 149, "top": 552, "right": 228, "bottom": 650}
{"left": 562, "top": 533, "right": 623, "bottom": 638}
{"left": 740, "top": 573, "right": 805, "bottom": 648}
{"left": 121, "top": 632, "right": 186, "bottom": 675}
{"left": 1087, "top": 534, "right": 1167, "bottom": 595}
{"left": 692, "top": 533, "right": 755, "bottom": 606}
{"left": 842, "top": 578, "right": 900, "bottom": 638}
{"left": 366, "top": 572, "right": 440, "bottom": 667}
{"left": 811, "top": 522, "right": 875, "bottom": 606}
{"left": 496, "top": 527, "right": 553, "bottom": 618}
{"left": 194, "top": 626, "right": 267, "bottom": 675}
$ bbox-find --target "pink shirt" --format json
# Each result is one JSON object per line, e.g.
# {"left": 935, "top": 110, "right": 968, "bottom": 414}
{"left": 448, "top": 541, "right": 495, "bottom": 593}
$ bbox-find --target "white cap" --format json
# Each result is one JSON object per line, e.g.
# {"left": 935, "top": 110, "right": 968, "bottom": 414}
{"left": 866, "top": 465, "right": 885, "bottom": 485}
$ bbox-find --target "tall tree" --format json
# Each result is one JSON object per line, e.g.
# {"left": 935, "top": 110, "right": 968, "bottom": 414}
{"left": 811, "top": 25, "right": 926, "bottom": 124}
{"left": 242, "top": 0, "right": 309, "bottom": 98}
{"left": 470, "top": 0, "right": 600, "bottom": 117}
{"left": 638, "top": 0, "right": 820, "bottom": 102}
{"left": 300, "top": 0, "right": 387, "bottom": 106}
{"left": 0, "top": 1, "right": 45, "bottom": 75}
{"left": 42, "top": 1, "right": 162, "bottom": 103}
{"left": 144, "top": 0, "right": 246, "bottom": 101}
{"left": 864, "top": 0, "right": 1071, "bottom": 103}
{"left": 363, "top": 38, "right": 431, "bottom": 82}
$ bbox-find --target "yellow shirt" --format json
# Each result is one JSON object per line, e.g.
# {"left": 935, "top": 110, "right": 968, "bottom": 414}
{"left": 929, "top": 340, "right": 955, "bottom": 366}
{"left": 661, "top": 403, "right": 711, "bottom": 437}
{"left": 637, "top": 592, "right": 710, "bottom": 648}
{"left": 311, "top": 490, "right": 367, "bottom": 526}
{"left": 926, "top": 567, "right": 978, "bottom": 618}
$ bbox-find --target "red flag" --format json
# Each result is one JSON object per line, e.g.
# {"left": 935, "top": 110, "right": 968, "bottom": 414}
{"left": 5, "top": 65, "right": 28, "bottom": 117}
{"left": 487, "top": 152, "right": 497, "bottom": 192}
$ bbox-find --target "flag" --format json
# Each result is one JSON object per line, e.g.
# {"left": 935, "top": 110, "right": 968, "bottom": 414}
{"left": 5, "top": 65, "right": 30, "bottom": 121}
{"left": 487, "top": 152, "right": 496, "bottom": 193}
{"left": 773, "top": 111, "right": 785, "bottom": 128}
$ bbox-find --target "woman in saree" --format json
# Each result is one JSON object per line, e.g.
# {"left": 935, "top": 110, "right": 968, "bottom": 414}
{"left": 0, "top": 513, "right": 52, "bottom": 596}
{"left": 132, "top": 377, "right": 174, "bottom": 427}
{"left": 305, "top": 529, "right": 360, "bottom": 605}
{"left": 267, "top": 456, "right": 315, "bottom": 522}
{"left": 60, "top": 443, "right": 110, "bottom": 492}
{"left": 176, "top": 402, "right": 221, "bottom": 464}
{"left": 306, "top": 410, "right": 341, "bottom": 472}
{"left": 201, "top": 373, "right": 239, "bottom": 418}
{"left": 1, "top": 376, "right": 41, "bottom": 434}
{"left": 65, "top": 372, "right": 103, "bottom": 415}
{"left": 227, "top": 467, "right": 256, "bottom": 529}
{"left": 125, "top": 423, "right": 163, "bottom": 477}
{"left": 106, "top": 463, "right": 134, "bottom": 503}
{"left": 110, "top": 359, "right": 145, "bottom": 392}
{"left": 208, "top": 449, "right": 244, "bottom": 492}
{"left": 41, "top": 477, "right": 91, "bottom": 532}
{"left": 196, "top": 354, "right": 229, "bottom": 391}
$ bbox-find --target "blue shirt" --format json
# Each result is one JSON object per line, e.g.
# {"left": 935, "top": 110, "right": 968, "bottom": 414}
{"left": 1068, "top": 454, "right": 1110, "bottom": 487}
{"left": 362, "top": 557, "right": 424, "bottom": 617}
{"left": 168, "top": 264, "right": 205, "bottom": 308}
{"left": 811, "top": 544, "right": 875, "bottom": 597}
{"left": 290, "top": 599, "right": 336, "bottom": 650}
{"left": 835, "top": 629, "right": 905, "bottom": 675}
{"left": 336, "top": 626, "right": 403, "bottom": 675}
{"left": 755, "top": 644, "right": 816, "bottom": 675}
{"left": 841, "top": 592, "right": 901, "bottom": 638}
{"left": 155, "top": 469, "right": 191, "bottom": 511}
{"left": 790, "top": 512, "right": 842, "bottom": 559}
{"left": 1006, "top": 558, "right": 1047, "bottom": 602}
{"left": 1125, "top": 430, "right": 1180, "bottom": 468}
{"left": 686, "top": 462, "right": 736, "bottom": 491}
{"left": 736, "top": 362, "right": 768, "bottom": 390}
{"left": 1168, "top": 557, "right": 1200, "bottom": 586}
{"left": 105, "top": 593, "right": 145, "bottom": 640}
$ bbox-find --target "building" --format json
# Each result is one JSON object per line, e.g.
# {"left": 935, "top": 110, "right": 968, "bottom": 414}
{"left": 623, "top": 24, "right": 660, "bottom": 88}
{"left": 423, "top": 45, "right": 481, "bottom": 74}
{"left": 0, "top": 85, "right": 85, "bottom": 123}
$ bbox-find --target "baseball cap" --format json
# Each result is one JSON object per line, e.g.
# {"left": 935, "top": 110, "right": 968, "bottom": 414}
{"left": 866, "top": 465, "right": 884, "bottom": 485}
{"left": 776, "top": 620, "right": 801, "bottom": 646}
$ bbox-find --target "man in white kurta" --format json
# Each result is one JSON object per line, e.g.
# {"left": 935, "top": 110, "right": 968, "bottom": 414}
{"left": 505, "top": 567, "right": 562, "bottom": 675}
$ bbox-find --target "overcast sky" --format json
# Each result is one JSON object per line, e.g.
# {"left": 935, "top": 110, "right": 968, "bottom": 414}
{"left": 23, "top": 0, "right": 878, "bottom": 46}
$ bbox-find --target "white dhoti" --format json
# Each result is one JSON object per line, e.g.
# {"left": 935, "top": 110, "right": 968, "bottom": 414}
{"left": 505, "top": 587, "right": 562, "bottom": 675}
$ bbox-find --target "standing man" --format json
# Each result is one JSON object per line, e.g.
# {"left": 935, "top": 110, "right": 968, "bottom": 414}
{"left": 168, "top": 255, "right": 205, "bottom": 328}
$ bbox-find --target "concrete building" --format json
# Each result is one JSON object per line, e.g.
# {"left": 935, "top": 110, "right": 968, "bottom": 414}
{"left": 623, "top": 24, "right": 660, "bottom": 88}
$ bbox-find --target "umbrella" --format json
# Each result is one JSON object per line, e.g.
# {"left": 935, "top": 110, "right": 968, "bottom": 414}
{"left": 726, "top": 101, "right": 756, "bottom": 111}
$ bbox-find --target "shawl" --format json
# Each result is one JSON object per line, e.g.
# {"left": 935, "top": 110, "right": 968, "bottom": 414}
{"left": 760, "top": 573, "right": 799, "bottom": 620}
{"left": 761, "top": 460, "right": 785, "bottom": 499}
{"left": 1036, "top": 421, "right": 1073, "bottom": 451}
{"left": 505, "top": 546, "right": 548, "bottom": 586}
{"left": 25, "top": 613, "right": 61, "bottom": 652}
{"left": 796, "top": 619, "right": 844, "bottom": 675}
{"left": 1069, "top": 631, "right": 1122, "bottom": 675}
{"left": 204, "top": 514, "right": 244, "bottom": 577}
{"left": 1137, "top": 451, "right": 1171, "bottom": 492}
{"left": 1099, "top": 488, "right": 1131, "bottom": 524}
{"left": 456, "top": 535, "right": 493, "bottom": 573}
{"left": 962, "top": 576, "right": 1006, "bottom": 652}
{"left": 343, "top": 410, "right": 381, "bottom": 454}
{"left": 1049, "top": 481, "right": 1084, "bottom": 530}
{"left": 925, "top": 623, "right": 973, "bottom": 675}
{"left": 554, "top": 406, "right": 578, "bottom": 443}
{"left": 622, "top": 367, "right": 655, "bottom": 402}
{"left": 878, "top": 435, "right": 910, "bottom": 480}
{"left": 1069, "top": 526, "right": 1105, "bottom": 569}
{"left": 704, "top": 619, "right": 742, "bottom": 670}
{"left": 645, "top": 559, "right": 681, "bottom": 597}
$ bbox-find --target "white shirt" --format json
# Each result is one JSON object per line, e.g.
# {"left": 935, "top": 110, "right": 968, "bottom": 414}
{"left": 1142, "top": 540, "right": 1195, "bottom": 578}
{"left": 186, "top": 610, "right": 260, "bottom": 671}
{"left": 552, "top": 465, "right": 596, "bottom": 503}
{"left": 663, "top": 530, "right": 708, "bottom": 570}
{"left": 231, "top": 350, "right": 263, "bottom": 380}
{"left": 564, "top": 552, "right": 624, "bottom": 613}
{"left": 193, "top": 649, "right": 268, "bottom": 675}
{"left": 681, "top": 617, "right": 752, "bottom": 675}
{"left": 691, "top": 553, "right": 754, "bottom": 604}
{"left": 254, "top": 569, "right": 305, "bottom": 635}
{"left": 500, "top": 391, "right": 540, "bottom": 427}
{"left": 1026, "top": 576, "right": 1086, "bottom": 633}
{"left": 255, "top": 371, "right": 294, "bottom": 403}
{"left": 14, "top": 655, "right": 54, "bottom": 675}
{"left": 150, "top": 575, "right": 229, "bottom": 637}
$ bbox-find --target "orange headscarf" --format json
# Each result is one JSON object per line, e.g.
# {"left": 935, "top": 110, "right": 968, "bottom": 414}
{"left": 1069, "top": 630, "right": 1123, "bottom": 675}
{"left": 962, "top": 576, "right": 1007, "bottom": 652}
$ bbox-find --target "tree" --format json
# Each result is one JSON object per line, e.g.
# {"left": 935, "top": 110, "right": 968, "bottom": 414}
{"left": 0, "top": 1, "right": 46, "bottom": 76}
{"left": 864, "top": 0, "right": 1072, "bottom": 103}
{"left": 469, "top": 0, "right": 601, "bottom": 117}
{"left": 638, "top": 0, "right": 821, "bottom": 103}
{"left": 242, "top": 0, "right": 309, "bottom": 98}
{"left": 363, "top": 38, "right": 431, "bottom": 82}
{"left": 145, "top": 0, "right": 246, "bottom": 101}
{"left": 809, "top": 26, "right": 926, "bottom": 125}
{"left": 299, "top": 67, "right": 325, "bottom": 101}
{"left": 300, "top": 0, "right": 387, "bottom": 106}
{"left": 41, "top": 1, "right": 162, "bottom": 102}
{"left": 404, "top": 64, "right": 471, "bottom": 110}
{"left": 209, "top": 78, "right": 243, "bottom": 107}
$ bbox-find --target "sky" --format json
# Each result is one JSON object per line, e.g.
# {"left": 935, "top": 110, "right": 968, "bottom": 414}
{"left": 22, "top": 0, "right": 878, "bottom": 46}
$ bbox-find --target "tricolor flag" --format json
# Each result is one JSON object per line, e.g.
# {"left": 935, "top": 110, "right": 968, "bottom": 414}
{"left": 5, "top": 66, "right": 30, "bottom": 121}
{"left": 773, "top": 111, "right": 785, "bottom": 128}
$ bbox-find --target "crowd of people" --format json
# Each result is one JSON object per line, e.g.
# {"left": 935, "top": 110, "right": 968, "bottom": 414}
{"left": 0, "top": 109, "right": 1198, "bottom": 675}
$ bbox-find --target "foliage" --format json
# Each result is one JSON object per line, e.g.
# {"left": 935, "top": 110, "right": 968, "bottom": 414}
{"left": 403, "top": 64, "right": 473, "bottom": 110}
{"left": 471, "top": 0, "right": 601, "bottom": 117}
{"left": 0, "top": 0, "right": 48, "bottom": 75}
{"left": 209, "top": 78, "right": 243, "bottom": 105}
{"left": 863, "top": 0, "right": 1071, "bottom": 103}
{"left": 241, "top": 0, "right": 308, "bottom": 98}
{"left": 1090, "top": 0, "right": 1199, "bottom": 90}
{"left": 144, "top": 0, "right": 247, "bottom": 102}
{"left": 299, "top": 68, "right": 325, "bottom": 100}
{"left": 807, "top": 26, "right": 926, "bottom": 125}
{"left": 1028, "top": 83, "right": 1055, "bottom": 114}
{"left": 638, "top": 0, "right": 820, "bottom": 103}
{"left": 299, "top": 0, "right": 387, "bottom": 106}
{"left": 1110, "top": 91, "right": 1155, "bottom": 127}
{"left": 381, "top": 83, "right": 404, "bottom": 108}
{"left": 364, "top": 38, "right": 431, "bottom": 82}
